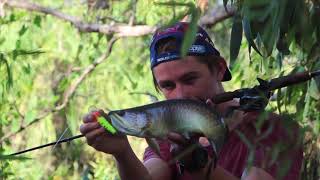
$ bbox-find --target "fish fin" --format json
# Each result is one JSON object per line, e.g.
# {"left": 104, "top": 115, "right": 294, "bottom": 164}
{"left": 146, "top": 138, "right": 161, "bottom": 157}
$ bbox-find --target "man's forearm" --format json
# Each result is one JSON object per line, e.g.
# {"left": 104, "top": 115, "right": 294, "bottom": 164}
{"left": 114, "top": 147, "right": 151, "bottom": 180}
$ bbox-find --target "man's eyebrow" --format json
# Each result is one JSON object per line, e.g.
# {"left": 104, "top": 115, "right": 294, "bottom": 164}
{"left": 157, "top": 71, "right": 200, "bottom": 84}
{"left": 179, "top": 71, "right": 199, "bottom": 80}
{"left": 158, "top": 80, "right": 174, "bottom": 85}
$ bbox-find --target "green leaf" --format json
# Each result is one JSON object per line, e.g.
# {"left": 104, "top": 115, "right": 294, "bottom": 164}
{"left": 0, "top": 155, "right": 31, "bottom": 161}
{"left": 33, "top": 15, "right": 42, "bottom": 28}
{"left": 242, "top": 17, "right": 263, "bottom": 56}
{"left": 235, "top": 130, "right": 254, "bottom": 149}
{"left": 155, "top": 1, "right": 199, "bottom": 57}
{"left": 151, "top": 2, "right": 190, "bottom": 33}
{"left": 276, "top": 88, "right": 282, "bottom": 114}
{"left": 15, "top": 39, "right": 21, "bottom": 49}
{"left": 230, "top": 15, "right": 243, "bottom": 66}
{"left": 309, "top": 79, "right": 320, "bottom": 100}
{"left": 11, "top": 49, "right": 45, "bottom": 60}
{"left": 261, "top": 17, "right": 279, "bottom": 56}
{"left": 18, "top": 25, "right": 28, "bottom": 36}
{"left": 0, "top": 37, "right": 5, "bottom": 46}
{"left": 302, "top": 83, "right": 311, "bottom": 122}
{"left": 0, "top": 54, "right": 13, "bottom": 89}
{"left": 9, "top": 13, "right": 16, "bottom": 22}
{"left": 181, "top": 7, "right": 200, "bottom": 57}
{"left": 25, "top": 110, "right": 36, "bottom": 124}
{"left": 159, "top": 10, "right": 189, "bottom": 32}
{"left": 22, "top": 63, "right": 32, "bottom": 74}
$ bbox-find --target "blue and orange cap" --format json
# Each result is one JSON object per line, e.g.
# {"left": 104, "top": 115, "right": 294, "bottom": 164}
{"left": 150, "top": 22, "right": 232, "bottom": 81}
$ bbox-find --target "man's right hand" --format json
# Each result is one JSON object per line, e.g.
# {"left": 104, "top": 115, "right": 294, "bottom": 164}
{"left": 79, "top": 110, "right": 130, "bottom": 157}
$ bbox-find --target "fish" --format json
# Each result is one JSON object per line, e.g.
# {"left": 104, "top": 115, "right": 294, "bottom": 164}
{"left": 105, "top": 99, "right": 228, "bottom": 156}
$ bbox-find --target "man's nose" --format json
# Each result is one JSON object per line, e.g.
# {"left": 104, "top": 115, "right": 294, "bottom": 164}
{"left": 174, "top": 85, "right": 192, "bottom": 99}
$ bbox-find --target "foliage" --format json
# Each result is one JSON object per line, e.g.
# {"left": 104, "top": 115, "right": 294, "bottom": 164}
{"left": 227, "top": 0, "right": 320, "bottom": 65}
{"left": 225, "top": 0, "right": 320, "bottom": 178}
{"left": 0, "top": 0, "right": 319, "bottom": 179}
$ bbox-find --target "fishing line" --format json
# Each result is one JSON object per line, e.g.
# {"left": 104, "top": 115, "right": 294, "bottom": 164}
{"left": 9, "top": 134, "right": 84, "bottom": 156}
{"left": 52, "top": 127, "right": 69, "bottom": 150}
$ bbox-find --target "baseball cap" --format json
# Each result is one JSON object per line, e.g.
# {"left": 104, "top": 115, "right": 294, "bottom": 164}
{"left": 150, "top": 22, "right": 232, "bottom": 81}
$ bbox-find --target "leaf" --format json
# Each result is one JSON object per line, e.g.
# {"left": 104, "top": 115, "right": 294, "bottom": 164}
{"left": 261, "top": 17, "right": 279, "bottom": 56}
{"left": 276, "top": 52, "right": 283, "bottom": 69}
{"left": 9, "top": 13, "right": 15, "bottom": 22}
{"left": 11, "top": 49, "right": 45, "bottom": 60}
{"left": 25, "top": 110, "right": 36, "bottom": 124}
{"left": 155, "top": 2, "right": 192, "bottom": 31}
{"left": 33, "top": 15, "right": 42, "bottom": 28}
{"left": 276, "top": 88, "right": 282, "bottom": 114}
{"left": 160, "top": 10, "right": 189, "bottom": 32}
{"left": 18, "top": 25, "right": 28, "bottom": 36}
{"left": 230, "top": 15, "right": 243, "bottom": 66}
{"left": 155, "top": 1, "right": 199, "bottom": 57}
{"left": 0, "top": 155, "right": 31, "bottom": 161}
{"left": 309, "top": 79, "right": 320, "bottom": 100}
{"left": 181, "top": 6, "right": 200, "bottom": 57}
{"left": 15, "top": 39, "right": 21, "bottom": 49}
{"left": 302, "top": 83, "right": 311, "bottom": 122}
{"left": 235, "top": 130, "right": 254, "bottom": 149}
{"left": 22, "top": 63, "right": 32, "bottom": 74}
{"left": 122, "top": 69, "right": 137, "bottom": 90}
{"left": 276, "top": 158, "right": 292, "bottom": 179}
{"left": 0, "top": 37, "right": 5, "bottom": 46}
{"left": 242, "top": 17, "right": 263, "bottom": 56}
{"left": 0, "top": 54, "right": 13, "bottom": 89}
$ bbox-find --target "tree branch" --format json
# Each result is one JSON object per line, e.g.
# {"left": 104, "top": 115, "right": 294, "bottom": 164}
{"left": 5, "top": 0, "right": 157, "bottom": 36}
{"left": 0, "top": 37, "right": 119, "bottom": 144}
{"left": 0, "top": 110, "right": 51, "bottom": 143}
{"left": 55, "top": 36, "right": 119, "bottom": 111}
{"left": 5, "top": 0, "right": 235, "bottom": 36}
{"left": 199, "top": 5, "right": 236, "bottom": 27}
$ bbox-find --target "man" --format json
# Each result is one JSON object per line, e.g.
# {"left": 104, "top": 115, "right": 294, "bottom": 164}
{"left": 80, "top": 22, "right": 303, "bottom": 180}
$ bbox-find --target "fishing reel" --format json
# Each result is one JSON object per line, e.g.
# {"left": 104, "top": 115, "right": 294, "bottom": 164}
{"left": 172, "top": 135, "right": 218, "bottom": 176}
{"left": 176, "top": 144, "right": 209, "bottom": 173}
{"left": 238, "top": 78, "right": 272, "bottom": 112}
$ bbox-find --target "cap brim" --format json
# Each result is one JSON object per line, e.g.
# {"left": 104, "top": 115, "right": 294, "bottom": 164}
{"left": 216, "top": 56, "right": 232, "bottom": 81}
{"left": 222, "top": 67, "right": 232, "bottom": 81}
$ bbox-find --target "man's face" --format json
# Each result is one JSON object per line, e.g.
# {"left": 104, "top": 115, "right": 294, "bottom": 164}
{"left": 153, "top": 56, "right": 223, "bottom": 101}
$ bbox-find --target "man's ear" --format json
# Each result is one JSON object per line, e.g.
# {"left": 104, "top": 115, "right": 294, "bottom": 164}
{"left": 216, "top": 57, "right": 227, "bottom": 81}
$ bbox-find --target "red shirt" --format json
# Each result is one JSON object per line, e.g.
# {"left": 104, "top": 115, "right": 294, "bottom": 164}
{"left": 143, "top": 112, "right": 303, "bottom": 179}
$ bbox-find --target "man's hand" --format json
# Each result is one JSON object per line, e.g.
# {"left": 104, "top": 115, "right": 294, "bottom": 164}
{"left": 168, "top": 132, "right": 214, "bottom": 179}
{"left": 79, "top": 110, "right": 130, "bottom": 157}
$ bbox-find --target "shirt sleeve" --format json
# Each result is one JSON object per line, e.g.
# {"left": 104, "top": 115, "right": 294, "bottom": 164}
{"left": 143, "top": 139, "right": 172, "bottom": 162}
{"left": 143, "top": 140, "right": 181, "bottom": 178}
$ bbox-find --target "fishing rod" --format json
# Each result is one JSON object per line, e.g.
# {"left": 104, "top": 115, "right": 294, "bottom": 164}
{"left": 212, "top": 70, "right": 320, "bottom": 104}
{"left": 8, "top": 134, "right": 84, "bottom": 156}
{"left": 6, "top": 70, "right": 320, "bottom": 156}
